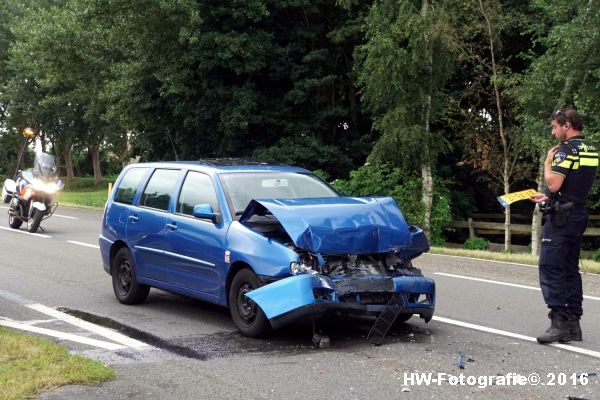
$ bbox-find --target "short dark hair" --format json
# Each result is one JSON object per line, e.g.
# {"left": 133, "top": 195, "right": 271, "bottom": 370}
{"left": 551, "top": 107, "right": 584, "bottom": 131}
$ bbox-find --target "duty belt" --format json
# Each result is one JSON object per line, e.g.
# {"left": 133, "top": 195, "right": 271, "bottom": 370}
{"left": 539, "top": 200, "right": 574, "bottom": 215}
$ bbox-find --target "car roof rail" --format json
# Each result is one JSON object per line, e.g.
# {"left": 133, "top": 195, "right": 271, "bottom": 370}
{"left": 198, "top": 158, "right": 285, "bottom": 166}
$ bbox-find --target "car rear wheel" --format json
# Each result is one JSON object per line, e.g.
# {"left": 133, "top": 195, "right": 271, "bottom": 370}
{"left": 112, "top": 247, "right": 150, "bottom": 304}
{"left": 229, "top": 268, "right": 271, "bottom": 337}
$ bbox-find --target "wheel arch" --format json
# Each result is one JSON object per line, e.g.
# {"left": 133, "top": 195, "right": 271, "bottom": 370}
{"left": 225, "top": 261, "right": 253, "bottom": 306}
{"left": 109, "top": 240, "right": 130, "bottom": 273}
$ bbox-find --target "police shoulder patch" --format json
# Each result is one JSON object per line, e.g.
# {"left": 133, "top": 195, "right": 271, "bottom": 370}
{"left": 552, "top": 152, "right": 567, "bottom": 166}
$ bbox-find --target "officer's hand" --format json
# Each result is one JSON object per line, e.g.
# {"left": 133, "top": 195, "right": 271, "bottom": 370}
{"left": 545, "top": 145, "right": 559, "bottom": 163}
{"left": 530, "top": 193, "right": 548, "bottom": 203}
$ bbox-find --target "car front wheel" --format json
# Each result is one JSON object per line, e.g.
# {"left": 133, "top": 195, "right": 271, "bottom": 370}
{"left": 111, "top": 247, "right": 150, "bottom": 305}
{"left": 229, "top": 268, "right": 271, "bottom": 337}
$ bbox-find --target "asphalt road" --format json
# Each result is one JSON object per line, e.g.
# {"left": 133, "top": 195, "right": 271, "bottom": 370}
{"left": 1, "top": 205, "right": 599, "bottom": 399}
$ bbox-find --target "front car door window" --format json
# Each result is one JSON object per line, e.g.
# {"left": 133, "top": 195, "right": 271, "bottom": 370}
{"left": 177, "top": 171, "right": 220, "bottom": 216}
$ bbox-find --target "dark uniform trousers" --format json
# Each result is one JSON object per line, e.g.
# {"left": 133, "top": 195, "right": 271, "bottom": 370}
{"left": 539, "top": 208, "right": 587, "bottom": 317}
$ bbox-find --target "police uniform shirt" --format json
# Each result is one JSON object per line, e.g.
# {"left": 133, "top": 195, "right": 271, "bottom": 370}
{"left": 551, "top": 135, "right": 599, "bottom": 206}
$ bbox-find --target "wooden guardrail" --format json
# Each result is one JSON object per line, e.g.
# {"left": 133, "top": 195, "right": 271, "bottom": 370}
{"left": 446, "top": 217, "right": 600, "bottom": 237}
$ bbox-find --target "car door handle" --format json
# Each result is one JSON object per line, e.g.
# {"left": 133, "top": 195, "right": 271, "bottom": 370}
{"left": 166, "top": 223, "right": 178, "bottom": 231}
{"left": 128, "top": 215, "right": 139, "bottom": 222}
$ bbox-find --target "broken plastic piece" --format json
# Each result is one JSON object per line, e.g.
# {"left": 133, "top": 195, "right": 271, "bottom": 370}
{"left": 367, "top": 292, "right": 407, "bottom": 346}
{"left": 455, "top": 351, "right": 465, "bottom": 369}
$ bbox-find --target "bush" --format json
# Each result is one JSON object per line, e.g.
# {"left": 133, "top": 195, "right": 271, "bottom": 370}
{"left": 464, "top": 236, "right": 489, "bottom": 250}
{"left": 593, "top": 248, "right": 600, "bottom": 262}
{"left": 331, "top": 163, "right": 453, "bottom": 245}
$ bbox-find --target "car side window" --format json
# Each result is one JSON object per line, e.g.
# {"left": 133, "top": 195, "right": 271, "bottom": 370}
{"left": 114, "top": 168, "right": 148, "bottom": 205}
{"left": 140, "top": 169, "right": 180, "bottom": 211}
{"left": 176, "top": 171, "right": 220, "bottom": 216}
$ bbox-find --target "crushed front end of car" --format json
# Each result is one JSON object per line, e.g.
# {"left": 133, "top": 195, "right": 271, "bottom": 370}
{"left": 239, "top": 197, "right": 435, "bottom": 329}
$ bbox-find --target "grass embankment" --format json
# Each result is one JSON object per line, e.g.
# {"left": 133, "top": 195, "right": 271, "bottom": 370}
{"left": 0, "top": 327, "right": 115, "bottom": 400}
{"left": 430, "top": 246, "right": 600, "bottom": 274}
{"left": 56, "top": 177, "right": 114, "bottom": 209}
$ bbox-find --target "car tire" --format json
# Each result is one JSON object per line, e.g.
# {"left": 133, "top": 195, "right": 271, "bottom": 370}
{"left": 27, "top": 208, "right": 43, "bottom": 233}
{"left": 229, "top": 268, "right": 271, "bottom": 337}
{"left": 112, "top": 247, "right": 150, "bottom": 305}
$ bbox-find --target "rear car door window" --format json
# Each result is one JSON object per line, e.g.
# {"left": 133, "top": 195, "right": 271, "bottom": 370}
{"left": 140, "top": 169, "right": 180, "bottom": 211}
{"left": 114, "top": 168, "right": 148, "bottom": 205}
{"left": 176, "top": 171, "right": 220, "bottom": 216}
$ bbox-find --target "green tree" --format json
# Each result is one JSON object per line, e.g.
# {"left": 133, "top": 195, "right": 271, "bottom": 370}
{"left": 355, "top": 0, "right": 457, "bottom": 239}
{"left": 516, "top": 0, "right": 600, "bottom": 254}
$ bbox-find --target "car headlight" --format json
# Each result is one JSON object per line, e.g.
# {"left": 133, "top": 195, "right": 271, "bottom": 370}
{"left": 290, "top": 261, "right": 317, "bottom": 275}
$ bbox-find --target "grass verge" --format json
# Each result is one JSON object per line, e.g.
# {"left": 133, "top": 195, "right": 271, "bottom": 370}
{"left": 57, "top": 189, "right": 107, "bottom": 209}
{"left": 0, "top": 327, "right": 115, "bottom": 400}
{"left": 430, "top": 246, "right": 600, "bottom": 274}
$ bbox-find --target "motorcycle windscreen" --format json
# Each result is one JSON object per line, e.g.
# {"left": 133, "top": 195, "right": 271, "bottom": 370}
{"left": 33, "top": 152, "right": 58, "bottom": 180}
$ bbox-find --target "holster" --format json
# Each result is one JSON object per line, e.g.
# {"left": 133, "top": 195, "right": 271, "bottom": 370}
{"left": 545, "top": 201, "right": 574, "bottom": 227}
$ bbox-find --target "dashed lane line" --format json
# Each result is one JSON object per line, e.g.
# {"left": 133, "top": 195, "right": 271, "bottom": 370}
{"left": 0, "top": 205, "right": 78, "bottom": 219}
{"left": 67, "top": 240, "right": 100, "bottom": 249}
{"left": 434, "top": 272, "right": 600, "bottom": 301}
{"left": 0, "top": 226, "right": 51, "bottom": 238}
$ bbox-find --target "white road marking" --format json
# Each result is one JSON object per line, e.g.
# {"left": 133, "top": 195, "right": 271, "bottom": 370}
{"left": 67, "top": 240, "right": 100, "bottom": 249}
{"left": 0, "top": 318, "right": 126, "bottom": 350}
{"left": 0, "top": 205, "right": 78, "bottom": 219}
{"left": 433, "top": 316, "right": 600, "bottom": 359}
{"left": 0, "top": 226, "right": 52, "bottom": 238}
{"left": 53, "top": 214, "right": 78, "bottom": 220}
{"left": 20, "top": 319, "right": 59, "bottom": 325}
{"left": 434, "top": 272, "right": 600, "bottom": 301}
{"left": 426, "top": 252, "right": 536, "bottom": 268}
{"left": 27, "top": 303, "right": 150, "bottom": 349}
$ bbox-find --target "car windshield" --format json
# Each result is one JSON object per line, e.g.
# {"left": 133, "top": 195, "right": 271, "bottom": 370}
{"left": 220, "top": 172, "right": 339, "bottom": 215}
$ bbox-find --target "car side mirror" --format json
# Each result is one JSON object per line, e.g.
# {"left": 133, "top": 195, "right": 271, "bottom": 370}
{"left": 193, "top": 204, "right": 220, "bottom": 223}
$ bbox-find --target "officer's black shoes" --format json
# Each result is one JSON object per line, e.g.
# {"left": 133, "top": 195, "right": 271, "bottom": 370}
{"left": 566, "top": 316, "right": 582, "bottom": 341}
{"left": 537, "top": 311, "right": 572, "bottom": 344}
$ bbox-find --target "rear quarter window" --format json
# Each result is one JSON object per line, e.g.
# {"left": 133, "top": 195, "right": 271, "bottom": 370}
{"left": 114, "top": 168, "right": 148, "bottom": 205}
{"left": 140, "top": 169, "right": 181, "bottom": 211}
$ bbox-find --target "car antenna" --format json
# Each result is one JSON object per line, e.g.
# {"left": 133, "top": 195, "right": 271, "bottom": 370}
{"left": 166, "top": 129, "right": 179, "bottom": 161}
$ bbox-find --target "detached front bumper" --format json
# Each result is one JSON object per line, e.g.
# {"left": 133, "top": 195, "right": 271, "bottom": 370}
{"left": 245, "top": 274, "right": 435, "bottom": 330}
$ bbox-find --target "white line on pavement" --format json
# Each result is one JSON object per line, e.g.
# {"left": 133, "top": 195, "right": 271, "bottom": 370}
{"left": 53, "top": 214, "right": 78, "bottom": 220}
{"left": 0, "top": 205, "right": 78, "bottom": 219}
{"left": 67, "top": 240, "right": 100, "bottom": 249}
{"left": 434, "top": 272, "right": 600, "bottom": 301}
{"left": 0, "top": 318, "right": 126, "bottom": 350}
{"left": 425, "top": 252, "right": 535, "bottom": 268}
{"left": 0, "top": 226, "right": 52, "bottom": 238}
{"left": 27, "top": 303, "right": 149, "bottom": 349}
{"left": 433, "top": 316, "right": 600, "bottom": 359}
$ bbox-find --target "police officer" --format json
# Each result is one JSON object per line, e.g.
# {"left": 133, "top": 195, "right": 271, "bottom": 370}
{"left": 531, "top": 108, "right": 598, "bottom": 343}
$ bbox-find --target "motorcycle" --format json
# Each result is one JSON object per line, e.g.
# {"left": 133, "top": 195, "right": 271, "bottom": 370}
{"left": 2, "top": 152, "right": 64, "bottom": 233}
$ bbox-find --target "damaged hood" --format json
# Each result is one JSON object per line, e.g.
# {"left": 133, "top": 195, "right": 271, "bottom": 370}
{"left": 239, "top": 197, "right": 412, "bottom": 254}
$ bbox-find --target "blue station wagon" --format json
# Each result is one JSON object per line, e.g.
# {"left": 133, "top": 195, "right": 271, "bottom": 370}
{"left": 99, "top": 160, "right": 435, "bottom": 337}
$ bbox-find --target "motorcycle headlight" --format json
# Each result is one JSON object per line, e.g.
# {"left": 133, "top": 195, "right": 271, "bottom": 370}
{"left": 32, "top": 179, "right": 59, "bottom": 193}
